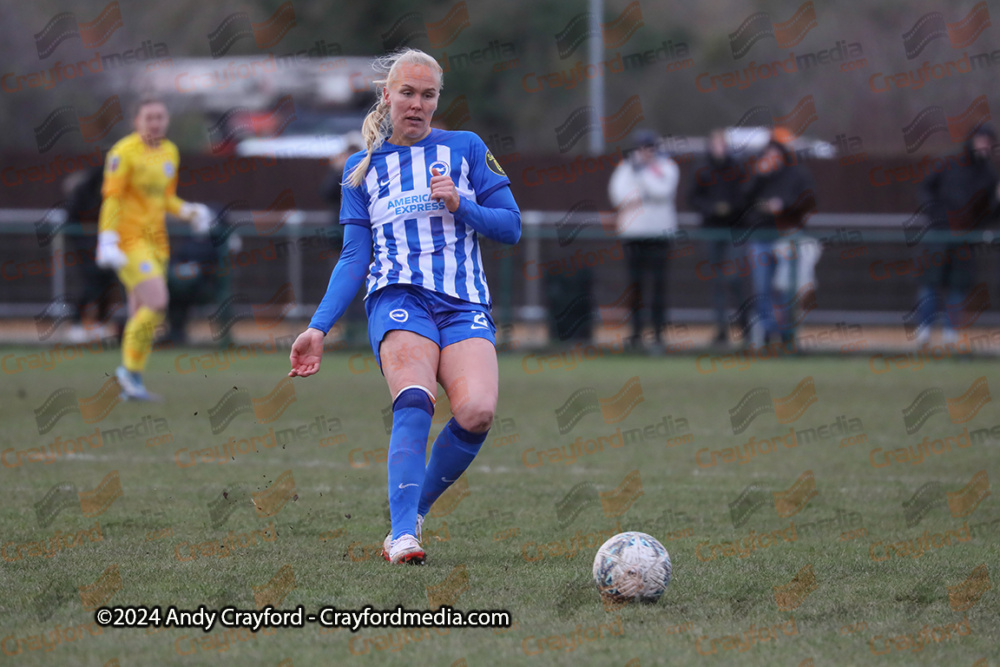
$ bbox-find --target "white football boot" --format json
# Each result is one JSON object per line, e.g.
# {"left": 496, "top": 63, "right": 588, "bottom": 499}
{"left": 381, "top": 515, "right": 426, "bottom": 564}
{"left": 385, "top": 535, "right": 425, "bottom": 564}
{"left": 116, "top": 366, "right": 161, "bottom": 402}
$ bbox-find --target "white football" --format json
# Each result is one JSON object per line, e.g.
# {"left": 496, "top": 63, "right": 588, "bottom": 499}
{"left": 592, "top": 531, "right": 672, "bottom": 602}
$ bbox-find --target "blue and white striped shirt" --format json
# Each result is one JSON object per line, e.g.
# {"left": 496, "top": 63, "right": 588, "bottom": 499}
{"left": 340, "top": 129, "right": 511, "bottom": 306}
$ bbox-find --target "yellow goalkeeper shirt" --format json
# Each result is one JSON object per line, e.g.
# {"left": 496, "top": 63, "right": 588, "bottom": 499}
{"left": 98, "top": 132, "right": 184, "bottom": 258}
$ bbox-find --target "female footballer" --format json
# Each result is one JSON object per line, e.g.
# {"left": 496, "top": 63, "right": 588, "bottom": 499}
{"left": 288, "top": 49, "right": 521, "bottom": 564}
{"left": 96, "top": 98, "right": 212, "bottom": 400}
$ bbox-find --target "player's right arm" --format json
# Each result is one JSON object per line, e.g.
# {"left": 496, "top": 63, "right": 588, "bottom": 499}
{"left": 290, "top": 155, "right": 371, "bottom": 378}
{"left": 288, "top": 224, "right": 371, "bottom": 377}
{"left": 98, "top": 144, "right": 130, "bottom": 234}
{"left": 95, "top": 145, "right": 131, "bottom": 270}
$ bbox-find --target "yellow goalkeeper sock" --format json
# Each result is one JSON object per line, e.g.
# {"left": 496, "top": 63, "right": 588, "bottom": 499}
{"left": 122, "top": 307, "right": 164, "bottom": 372}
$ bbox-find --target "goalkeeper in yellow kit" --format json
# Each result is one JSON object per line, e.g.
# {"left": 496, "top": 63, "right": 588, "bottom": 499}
{"left": 97, "top": 98, "right": 212, "bottom": 401}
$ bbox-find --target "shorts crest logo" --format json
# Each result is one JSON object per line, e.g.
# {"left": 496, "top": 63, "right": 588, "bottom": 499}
{"left": 390, "top": 309, "right": 409, "bottom": 323}
{"left": 486, "top": 150, "right": 506, "bottom": 177}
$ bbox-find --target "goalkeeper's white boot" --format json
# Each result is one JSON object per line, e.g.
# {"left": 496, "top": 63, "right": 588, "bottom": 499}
{"left": 116, "top": 366, "right": 161, "bottom": 402}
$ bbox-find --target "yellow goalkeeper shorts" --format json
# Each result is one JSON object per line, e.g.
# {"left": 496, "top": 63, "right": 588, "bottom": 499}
{"left": 117, "top": 243, "right": 168, "bottom": 290}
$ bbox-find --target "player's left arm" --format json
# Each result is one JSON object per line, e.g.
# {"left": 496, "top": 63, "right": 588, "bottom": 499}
{"left": 429, "top": 134, "right": 521, "bottom": 244}
{"left": 451, "top": 187, "right": 521, "bottom": 245}
{"left": 163, "top": 143, "right": 185, "bottom": 215}
{"left": 165, "top": 144, "right": 213, "bottom": 234}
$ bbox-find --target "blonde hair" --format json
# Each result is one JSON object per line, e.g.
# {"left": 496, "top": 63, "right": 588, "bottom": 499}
{"left": 345, "top": 49, "right": 443, "bottom": 188}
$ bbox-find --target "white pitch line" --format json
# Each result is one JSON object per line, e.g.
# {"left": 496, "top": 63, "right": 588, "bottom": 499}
{"left": 57, "top": 452, "right": 358, "bottom": 469}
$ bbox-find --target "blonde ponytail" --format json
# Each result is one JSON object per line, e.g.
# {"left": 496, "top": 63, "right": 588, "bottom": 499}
{"left": 344, "top": 48, "right": 443, "bottom": 189}
{"left": 346, "top": 98, "right": 391, "bottom": 188}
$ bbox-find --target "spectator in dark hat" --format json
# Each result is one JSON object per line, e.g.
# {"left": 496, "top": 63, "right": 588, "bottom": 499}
{"left": 913, "top": 123, "right": 1000, "bottom": 346}
{"left": 608, "top": 129, "right": 680, "bottom": 351}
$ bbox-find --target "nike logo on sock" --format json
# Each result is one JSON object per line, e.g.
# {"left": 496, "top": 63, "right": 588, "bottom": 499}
{"left": 399, "top": 483, "right": 418, "bottom": 489}
{"left": 441, "top": 477, "right": 456, "bottom": 483}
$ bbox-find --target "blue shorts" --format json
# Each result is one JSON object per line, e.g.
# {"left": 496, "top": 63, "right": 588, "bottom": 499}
{"left": 365, "top": 284, "right": 496, "bottom": 369}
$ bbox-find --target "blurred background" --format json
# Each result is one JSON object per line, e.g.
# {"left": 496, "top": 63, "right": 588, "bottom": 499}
{"left": 2, "top": 0, "right": 998, "bottom": 354}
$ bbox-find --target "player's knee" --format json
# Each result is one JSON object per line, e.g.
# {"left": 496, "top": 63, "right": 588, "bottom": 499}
{"left": 453, "top": 399, "right": 495, "bottom": 434}
{"left": 148, "top": 295, "right": 168, "bottom": 313}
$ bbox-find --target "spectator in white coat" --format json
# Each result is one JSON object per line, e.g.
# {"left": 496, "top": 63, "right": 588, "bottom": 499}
{"left": 608, "top": 129, "right": 680, "bottom": 349}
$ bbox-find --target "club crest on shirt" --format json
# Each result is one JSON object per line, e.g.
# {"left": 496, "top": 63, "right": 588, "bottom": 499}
{"left": 163, "top": 162, "right": 174, "bottom": 177}
{"left": 485, "top": 150, "right": 506, "bottom": 177}
{"left": 108, "top": 155, "right": 120, "bottom": 172}
{"left": 428, "top": 160, "right": 450, "bottom": 178}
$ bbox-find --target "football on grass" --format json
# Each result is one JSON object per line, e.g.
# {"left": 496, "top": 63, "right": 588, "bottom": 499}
{"left": 592, "top": 531, "right": 672, "bottom": 602}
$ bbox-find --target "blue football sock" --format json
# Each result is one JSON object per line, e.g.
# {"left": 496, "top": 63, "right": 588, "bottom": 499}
{"left": 388, "top": 387, "right": 434, "bottom": 540}
{"left": 418, "top": 417, "right": 488, "bottom": 517}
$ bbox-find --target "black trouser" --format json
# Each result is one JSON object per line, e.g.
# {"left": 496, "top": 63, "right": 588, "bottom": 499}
{"left": 68, "top": 232, "right": 117, "bottom": 324}
{"left": 707, "top": 240, "right": 746, "bottom": 335}
{"left": 624, "top": 239, "right": 670, "bottom": 342}
{"left": 915, "top": 243, "right": 976, "bottom": 331}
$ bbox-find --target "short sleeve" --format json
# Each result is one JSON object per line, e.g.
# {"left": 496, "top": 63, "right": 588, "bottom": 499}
{"left": 339, "top": 152, "right": 372, "bottom": 227}
{"left": 101, "top": 143, "right": 131, "bottom": 198}
{"left": 466, "top": 133, "right": 511, "bottom": 203}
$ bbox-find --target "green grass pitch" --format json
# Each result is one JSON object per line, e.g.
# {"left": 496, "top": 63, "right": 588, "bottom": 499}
{"left": 1, "top": 345, "right": 997, "bottom": 666}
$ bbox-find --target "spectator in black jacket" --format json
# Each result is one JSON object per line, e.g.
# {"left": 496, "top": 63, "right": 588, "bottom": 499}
{"left": 914, "top": 124, "right": 1000, "bottom": 346}
{"left": 64, "top": 165, "right": 119, "bottom": 343}
{"left": 689, "top": 129, "right": 747, "bottom": 345}
{"left": 739, "top": 128, "right": 817, "bottom": 346}
{"left": 166, "top": 221, "right": 229, "bottom": 346}
{"left": 321, "top": 133, "right": 365, "bottom": 228}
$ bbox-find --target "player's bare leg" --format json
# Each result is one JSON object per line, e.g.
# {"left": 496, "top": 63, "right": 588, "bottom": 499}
{"left": 437, "top": 337, "right": 498, "bottom": 434}
{"left": 128, "top": 276, "right": 168, "bottom": 316}
{"left": 381, "top": 330, "right": 440, "bottom": 400}
{"left": 413, "top": 338, "right": 497, "bottom": 542}
{"left": 380, "top": 330, "right": 440, "bottom": 563}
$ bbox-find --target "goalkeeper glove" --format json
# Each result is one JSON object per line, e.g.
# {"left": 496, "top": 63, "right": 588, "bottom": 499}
{"left": 180, "top": 202, "right": 213, "bottom": 235}
{"left": 96, "top": 231, "right": 128, "bottom": 270}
